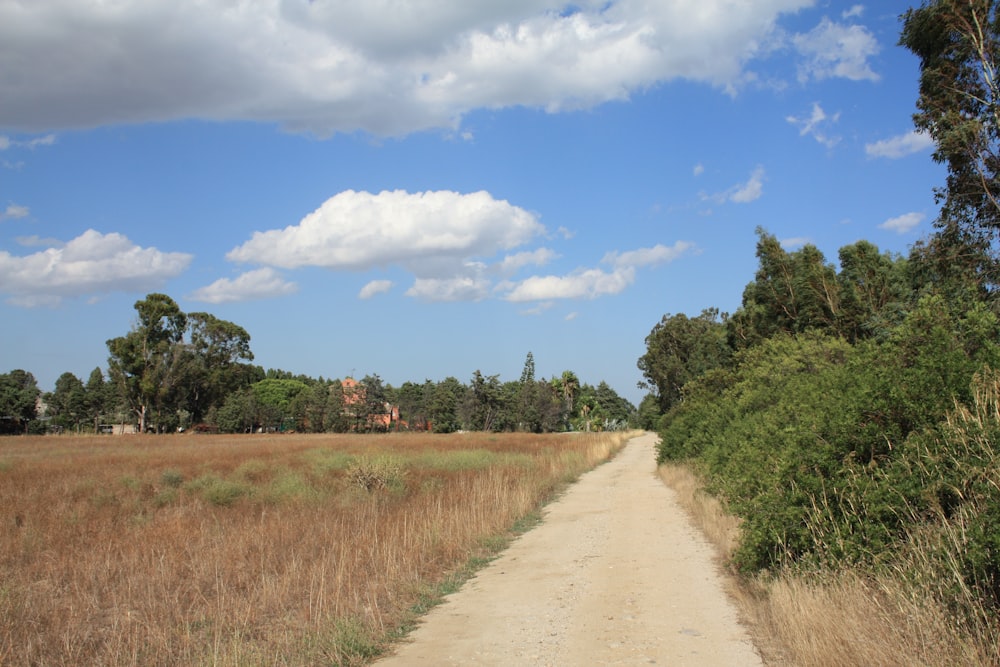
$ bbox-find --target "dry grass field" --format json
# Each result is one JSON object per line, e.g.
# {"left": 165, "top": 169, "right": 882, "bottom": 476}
{"left": 0, "top": 430, "right": 633, "bottom": 666}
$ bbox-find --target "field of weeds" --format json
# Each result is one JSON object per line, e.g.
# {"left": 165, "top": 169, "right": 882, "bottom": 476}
{"left": 0, "top": 430, "right": 633, "bottom": 666}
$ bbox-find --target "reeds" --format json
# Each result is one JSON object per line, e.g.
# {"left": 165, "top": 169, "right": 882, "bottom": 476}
{"left": 0, "top": 431, "right": 631, "bottom": 666}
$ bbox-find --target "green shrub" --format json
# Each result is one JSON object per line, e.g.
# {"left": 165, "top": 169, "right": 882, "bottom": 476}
{"left": 160, "top": 469, "right": 184, "bottom": 488}
{"left": 346, "top": 456, "right": 408, "bottom": 493}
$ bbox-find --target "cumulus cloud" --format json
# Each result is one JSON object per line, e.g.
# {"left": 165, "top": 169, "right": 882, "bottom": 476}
{"left": 359, "top": 279, "right": 394, "bottom": 299}
{"left": 793, "top": 17, "right": 879, "bottom": 83}
{"left": 880, "top": 212, "right": 924, "bottom": 234}
{"left": 228, "top": 190, "right": 543, "bottom": 276}
{"left": 865, "top": 130, "right": 934, "bottom": 159}
{"left": 503, "top": 267, "right": 636, "bottom": 302}
{"left": 0, "top": 229, "right": 191, "bottom": 306}
{"left": 0, "top": 0, "right": 817, "bottom": 136}
{"left": 787, "top": 102, "right": 840, "bottom": 148}
{"left": 189, "top": 268, "right": 297, "bottom": 304}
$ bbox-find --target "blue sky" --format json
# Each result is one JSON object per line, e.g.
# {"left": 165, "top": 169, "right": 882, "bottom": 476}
{"left": 0, "top": 1, "right": 942, "bottom": 406}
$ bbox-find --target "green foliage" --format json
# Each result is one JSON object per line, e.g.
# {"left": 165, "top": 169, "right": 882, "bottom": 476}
{"left": 638, "top": 308, "right": 731, "bottom": 413}
{"left": 0, "top": 369, "right": 40, "bottom": 434}
{"left": 655, "top": 291, "right": 1000, "bottom": 579}
{"left": 185, "top": 474, "right": 253, "bottom": 507}
{"left": 901, "top": 0, "right": 1000, "bottom": 286}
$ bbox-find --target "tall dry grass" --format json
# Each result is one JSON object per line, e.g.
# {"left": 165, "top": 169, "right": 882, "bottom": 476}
{"left": 0, "top": 430, "right": 631, "bottom": 666}
{"left": 657, "top": 461, "right": 999, "bottom": 667}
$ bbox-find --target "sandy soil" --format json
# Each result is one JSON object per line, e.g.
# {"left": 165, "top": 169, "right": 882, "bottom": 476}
{"left": 375, "top": 432, "right": 762, "bottom": 666}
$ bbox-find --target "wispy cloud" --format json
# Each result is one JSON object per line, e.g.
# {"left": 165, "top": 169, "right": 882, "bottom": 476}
{"left": 880, "top": 212, "right": 924, "bottom": 234}
{"left": 786, "top": 102, "right": 840, "bottom": 148}
{"left": 0, "top": 203, "right": 29, "bottom": 221}
{"left": 865, "top": 130, "right": 934, "bottom": 159}
{"left": 702, "top": 166, "right": 766, "bottom": 205}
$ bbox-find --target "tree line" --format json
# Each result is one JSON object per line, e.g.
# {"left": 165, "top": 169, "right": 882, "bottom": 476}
{"left": 1, "top": 298, "right": 634, "bottom": 435}
{"left": 637, "top": 0, "right": 1000, "bottom": 634}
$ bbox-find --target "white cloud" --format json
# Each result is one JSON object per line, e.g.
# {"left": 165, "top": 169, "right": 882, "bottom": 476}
{"left": 1, "top": 204, "right": 29, "bottom": 220}
{"left": 359, "top": 279, "right": 394, "bottom": 299}
{"left": 0, "top": 0, "right": 815, "bottom": 136}
{"left": 189, "top": 268, "right": 297, "bottom": 304}
{"left": 0, "top": 134, "right": 55, "bottom": 150}
{"left": 842, "top": 5, "right": 865, "bottom": 19}
{"left": 793, "top": 17, "right": 879, "bottom": 83}
{"left": 228, "top": 190, "right": 543, "bottom": 277}
{"left": 865, "top": 130, "right": 934, "bottom": 159}
{"left": 702, "top": 165, "right": 767, "bottom": 205}
{"left": 0, "top": 229, "right": 191, "bottom": 306}
{"left": 730, "top": 165, "right": 766, "bottom": 203}
{"left": 880, "top": 212, "right": 924, "bottom": 234}
{"left": 519, "top": 301, "right": 555, "bottom": 316}
{"left": 503, "top": 266, "right": 636, "bottom": 302}
{"left": 693, "top": 163, "right": 705, "bottom": 176}
{"left": 405, "top": 276, "right": 491, "bottom": 302}
{"left": 495, "top": 248, "right": 558, "bottom": 275}
{"left": 786, "top": 102, "right": 840, "bottom": 148}
{"left": 604, "top": 241, "right": 695, "bottom": 268}
{"left": 502, "top": 241, "right": 692, "bottom": 302}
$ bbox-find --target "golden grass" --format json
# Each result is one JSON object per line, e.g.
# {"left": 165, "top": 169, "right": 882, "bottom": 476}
{"left": 0, "top": 430, "right": 633, "bottom": 666}
{"left": 657, "top": 461, "right": 999, "bottom": 667}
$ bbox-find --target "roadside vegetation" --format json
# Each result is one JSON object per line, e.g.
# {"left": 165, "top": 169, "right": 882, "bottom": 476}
{"left": 640, "top": 3, "right": 1000, "bottom": 663}
{"left": 0, "top": 430, "right": 631, "bottom": 666}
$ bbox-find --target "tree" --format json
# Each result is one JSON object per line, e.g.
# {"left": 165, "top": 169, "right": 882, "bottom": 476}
{"left": 465, "top": 370, "right": 502, "bottom": 431}
{"left": 47, "top": 372, "right": 87, "bottom": 432}
{"left": 638, "top": 308, "right": 731, "bottom": 412}
{"left": 901, "top": 0, "right": 1000, "bottom": 287}
{"left": 516, "top": 352, "right": 541, "bottom": 431}
{"left": 728, "top": 229, "right": 842, "bottom": 348}
{"left": 837, "top": 240, "right": 909, "bottom": 341}
{"left": 251, "top": 378, "right": 308, "bottom": 432}
{"left": 0, "top": 370, "right": 40, "bottom": 434}
{"left": 397, "top": 380, "right": 433, "bottom": 431}
{"left": 84, "top": 367, "right": 112, "bottom": 432}
{"left": 359, "top": 374, "right": 389, "bottom": 432}
{"left": 430, "top": 377, "right": 465, "bottom": 433}
{"left": 107, "top": 294, "right": 187, "bottom": 432}
{"left": 180, "top": 312, "right": 255, "bottom": 424}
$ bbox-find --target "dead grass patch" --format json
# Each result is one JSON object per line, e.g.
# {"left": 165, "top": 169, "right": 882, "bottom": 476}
{"left": 0, "top": 430, "right": 633, "bottom": 666}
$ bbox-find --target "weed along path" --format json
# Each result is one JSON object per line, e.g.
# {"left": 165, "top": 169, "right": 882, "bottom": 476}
{"left": 375, "top": 432, "right": 762, "bottom": 666}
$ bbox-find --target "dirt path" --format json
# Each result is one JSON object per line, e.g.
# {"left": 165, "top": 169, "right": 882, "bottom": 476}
{"left": 375, "top": 432, "right": 762, "bottom": 666}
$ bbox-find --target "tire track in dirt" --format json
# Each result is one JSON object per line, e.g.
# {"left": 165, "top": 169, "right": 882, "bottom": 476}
{"left": 375, "top": 432, "right": 762, "bottom": 666}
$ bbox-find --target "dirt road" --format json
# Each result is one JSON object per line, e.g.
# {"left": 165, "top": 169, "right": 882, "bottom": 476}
{"left": 375, "top": 432, "right": 762, "bottom": 666}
